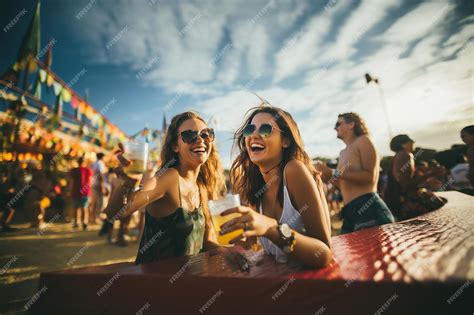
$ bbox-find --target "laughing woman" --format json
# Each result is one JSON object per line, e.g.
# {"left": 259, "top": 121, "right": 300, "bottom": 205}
{"left": 103, "top": 112, "right": 226, "bottom": 264}
{"left": 223, "top": 106, "right": 332, "bottom": 268}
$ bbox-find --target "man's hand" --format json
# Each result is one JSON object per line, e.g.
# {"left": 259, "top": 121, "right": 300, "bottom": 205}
{"left": 314, "top": 161, "right": 333, "bottom": 182}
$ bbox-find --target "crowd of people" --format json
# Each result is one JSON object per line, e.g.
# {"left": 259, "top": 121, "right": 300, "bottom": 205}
{"left": 1, "top": 104, "right": 473, "bottom": 269}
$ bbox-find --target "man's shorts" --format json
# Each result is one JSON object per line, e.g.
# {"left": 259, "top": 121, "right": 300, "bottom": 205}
{"left": 340, "top": 192, "right": 395, "bottom": 234}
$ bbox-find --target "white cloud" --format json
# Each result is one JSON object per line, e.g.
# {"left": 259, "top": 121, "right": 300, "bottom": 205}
{"left": 272, "top": 0, "right": 350, "bottom": 83}
{"left": 64, "top": 0, "right": 472, "bottom": 166}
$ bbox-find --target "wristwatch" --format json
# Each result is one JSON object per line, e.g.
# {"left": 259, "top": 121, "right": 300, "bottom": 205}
{"left": 277, "top": 223, "right": 296, "bottom": 254}
{"left": 331, "top": 168, "right": 341, "bottom": 179}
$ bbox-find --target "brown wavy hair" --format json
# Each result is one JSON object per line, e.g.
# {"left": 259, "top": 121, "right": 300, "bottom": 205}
{"left": 160, "top": 112, "right": 226, "bottom": 230}
{"left": 338, "top": 112, "right": 369, "bottom": 136}
{"left": 230, "top": 105, "right": 320, "bottom": 208}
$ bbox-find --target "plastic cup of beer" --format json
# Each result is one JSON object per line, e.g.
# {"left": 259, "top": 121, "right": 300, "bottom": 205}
{"left": 209, "top": 194, "right": 242, "bottom": 246}
{"left": 124, "top": 141, "right": 148, "bottom": 174}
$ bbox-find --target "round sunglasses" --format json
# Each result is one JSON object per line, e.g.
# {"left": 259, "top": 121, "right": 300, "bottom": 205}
{"left": 178, "top": 128, "right": 215, "bottom": 144}
{"left": 242, "top": 123, "right": 283, "bottom": 137}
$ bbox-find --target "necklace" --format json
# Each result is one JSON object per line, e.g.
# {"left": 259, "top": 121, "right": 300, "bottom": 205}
{"left": 180, "top": 177, "right": 200, "bottom": 209}
{"left": 263, "top": 161, "right": 281, "bottom": 174}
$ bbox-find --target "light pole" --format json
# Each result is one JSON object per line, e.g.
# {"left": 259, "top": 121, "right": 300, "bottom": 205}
{"left": 365, "top": 73, "right": 394, "bottom": 140}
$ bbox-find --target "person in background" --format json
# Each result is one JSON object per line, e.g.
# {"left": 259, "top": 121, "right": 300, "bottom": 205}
{"left": 460, "top": 125, "right": 474, "bottom": 187}
{"left": 449, "top": 154, "right": 474, "bottom": 195}
{"left": 384, "top": 135, "right": 447, "bottom": 220}
{"left": 425, "top": 159, "right": 447, "bottom": 191}
{"left": 0, "top": 178, "right": 17, "bottom": 232}
{"left": 23, "top": 168, "right": 53, "bottom": 228}
{"left": 89, "top": 152, "right": 107, "bottom": 225}
{"left": 316, "top": 112, "right": 394, "bottom": 234}
{"left": 68, "top": 157, "right": 92, "bottom": 230}
{"left": 99, "top": 168, "right": 133, "bottom": 246}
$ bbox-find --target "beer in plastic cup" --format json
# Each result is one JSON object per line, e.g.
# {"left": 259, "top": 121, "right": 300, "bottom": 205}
{"left": 209, "top": 194, "right": 242, "bottom": 246}
{"left": 124, "top": 141, "right": 148, "bottom": 174}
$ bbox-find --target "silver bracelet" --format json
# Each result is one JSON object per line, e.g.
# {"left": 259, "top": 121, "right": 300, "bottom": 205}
{"left": 122, "top": 185, "right": 143, "bottom": 205}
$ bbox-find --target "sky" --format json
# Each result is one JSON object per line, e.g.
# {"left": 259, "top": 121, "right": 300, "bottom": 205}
{"left": 1, "top": 0, "right": 473, "bottom": 168}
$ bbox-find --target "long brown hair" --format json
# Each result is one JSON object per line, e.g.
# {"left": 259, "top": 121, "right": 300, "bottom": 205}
{"left": 160, "top": 112, "right": 226, "bottom": 229}
{"left": 230, "top": 105, "right": 319, "bottom": 208}
{"left": 338, "top": 112, "right": 369, "bottom": 136}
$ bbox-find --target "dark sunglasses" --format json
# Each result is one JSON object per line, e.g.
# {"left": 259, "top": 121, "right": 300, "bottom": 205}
{"left": 243, "top": 123, "right": 282, "bottom": 137}
{"left": 179, "top": 128, "right": 215, "bottom": 144}
{"left": 334, "top": 121, "right": 343, "bottom": 129}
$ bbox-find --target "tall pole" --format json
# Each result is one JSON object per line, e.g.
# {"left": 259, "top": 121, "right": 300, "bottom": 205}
{"left": 376, "top": 83, "right": 393, "bottom": 139}
{"left": 365, "top": 73, "right": 393, "bottom": 140}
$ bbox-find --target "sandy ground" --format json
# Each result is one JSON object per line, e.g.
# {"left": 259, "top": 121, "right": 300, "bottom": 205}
{"left": 0, "top": 222, "right": 139, "bottom": 314}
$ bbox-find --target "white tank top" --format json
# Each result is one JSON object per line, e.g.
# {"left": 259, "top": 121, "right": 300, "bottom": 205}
{"left": 258, "top": 172, "right": 306, "bottom": 263}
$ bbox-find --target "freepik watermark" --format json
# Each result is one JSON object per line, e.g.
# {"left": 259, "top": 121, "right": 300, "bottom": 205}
{"left": 209, "top": 43, "right": 232, "bottom": 66}
{"left": 136, "top": 302, "right": 151, "bottom": 315}
{"left": 106, "top": 25, "right": 129, "bottom": 50}
{"left": 7, "top": 184, "right": 31, "bottom": 208}
{"left": 37, "top": 213, "right": 61, "bottom": 236}
{"left": 374, "top": 292, "right": 398, "bottom": 315}
{"left": 169, "top": 259, "right": 193, "bottom": 284}
{"left": 179, "top": 11, "right": 203, "bottom": 37}
{"left": 254, "top": 174, "right": 279, "bottom": 199}
{"left": 164, "top": 92, "right": 183, "bottom": 112}
{"left": 97, "top": 272, "right": 121, "bottom": 296}
{"left": 136, "top": 56, "right": 159, "bottom": 80}
{"left": 36, "top": 38, "right": 58, "bottom": 60}
{"left": 199, "top": 289, "right": 223, "bottom": 313}
{"left": 24, "top": 285, "right": 48, "bottom": 311}
{"left": 446, "top": 280, "right": 471, "bottom": 305}
{"left": 139, "top": 230, "right": 164, "bottom": 254}
{"left": 66, "top": 243, "right": 90, "bottom": 267}
{"left": 99, "top": 98, "right": 118, "bottom": 115}
{"left": 3, "top": 8, "right": 27, "bottom": 33}
{"left": 250, "top": 0, "right": 276, "bottom": 24}
{"left": 272, "top": 277, "right": 296, "bottom": 300}
{"left": 0, "top": 256, "right": 19, "bottom": 275}
{"left": 76, "top": 0, "right": 96, "bottom": 20}
{"left": 66, "top": 68, "right": 87, "bottom": 88}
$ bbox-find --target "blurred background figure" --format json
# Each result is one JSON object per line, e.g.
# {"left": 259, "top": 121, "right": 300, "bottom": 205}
{"left": 89, "top": 152, "right": 107, "bottom": 225}
{"left": 67, "top": 157, "right": 92, "bottom": 230}
{"left": 22, "top": 167, "right": 53, "bottom": 228}
{"left": 448, "top": 154, "right": 474, "bottom": 195}
{"left": 0, "top": 177, "right": 17, "bottom": 232}
{"left": 384, "top": 135, "right": 447, "bottom": 220}
{"left": 460, "top": 125, "right": 474, "bottom": 187}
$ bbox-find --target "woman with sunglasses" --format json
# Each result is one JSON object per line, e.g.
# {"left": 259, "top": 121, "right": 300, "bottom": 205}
{"left": 222, "top": 106, "right": 332, "bottom": 268}
{"left": 103, "top": 112, "right": 226, "bottom": 264}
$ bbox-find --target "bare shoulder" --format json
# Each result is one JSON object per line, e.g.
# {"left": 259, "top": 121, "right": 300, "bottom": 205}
{"left": 356, "top": 135, "right": 374, "bottom": 147}
{"left": 284, "top": 159, "right": 313, "bottom": 185}
{"left": 151, "top": 167, "right": 179, "bottom": 192}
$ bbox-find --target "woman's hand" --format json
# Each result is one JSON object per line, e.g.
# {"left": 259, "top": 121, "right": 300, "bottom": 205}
{"left": 219, "top": 206, "right": 278, "bottom": 244}
{"left": 114, "top": 143, "right": 139, "bottom": 188}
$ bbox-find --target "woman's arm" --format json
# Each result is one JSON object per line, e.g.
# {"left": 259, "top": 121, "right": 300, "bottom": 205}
{"left": 103, "top": 167, "right": 176, "bottom": 220}
{"left": 275, "top": 159, "right": 332, "bottom": 267}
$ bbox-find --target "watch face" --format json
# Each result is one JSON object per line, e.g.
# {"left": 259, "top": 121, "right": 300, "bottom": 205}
{"left": 280, "top": 224, "right": 292, "bottom": 238}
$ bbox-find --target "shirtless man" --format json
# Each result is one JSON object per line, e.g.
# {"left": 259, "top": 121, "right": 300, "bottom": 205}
{"left": 316, "top": 112, "right": 394, "bottom": 234}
